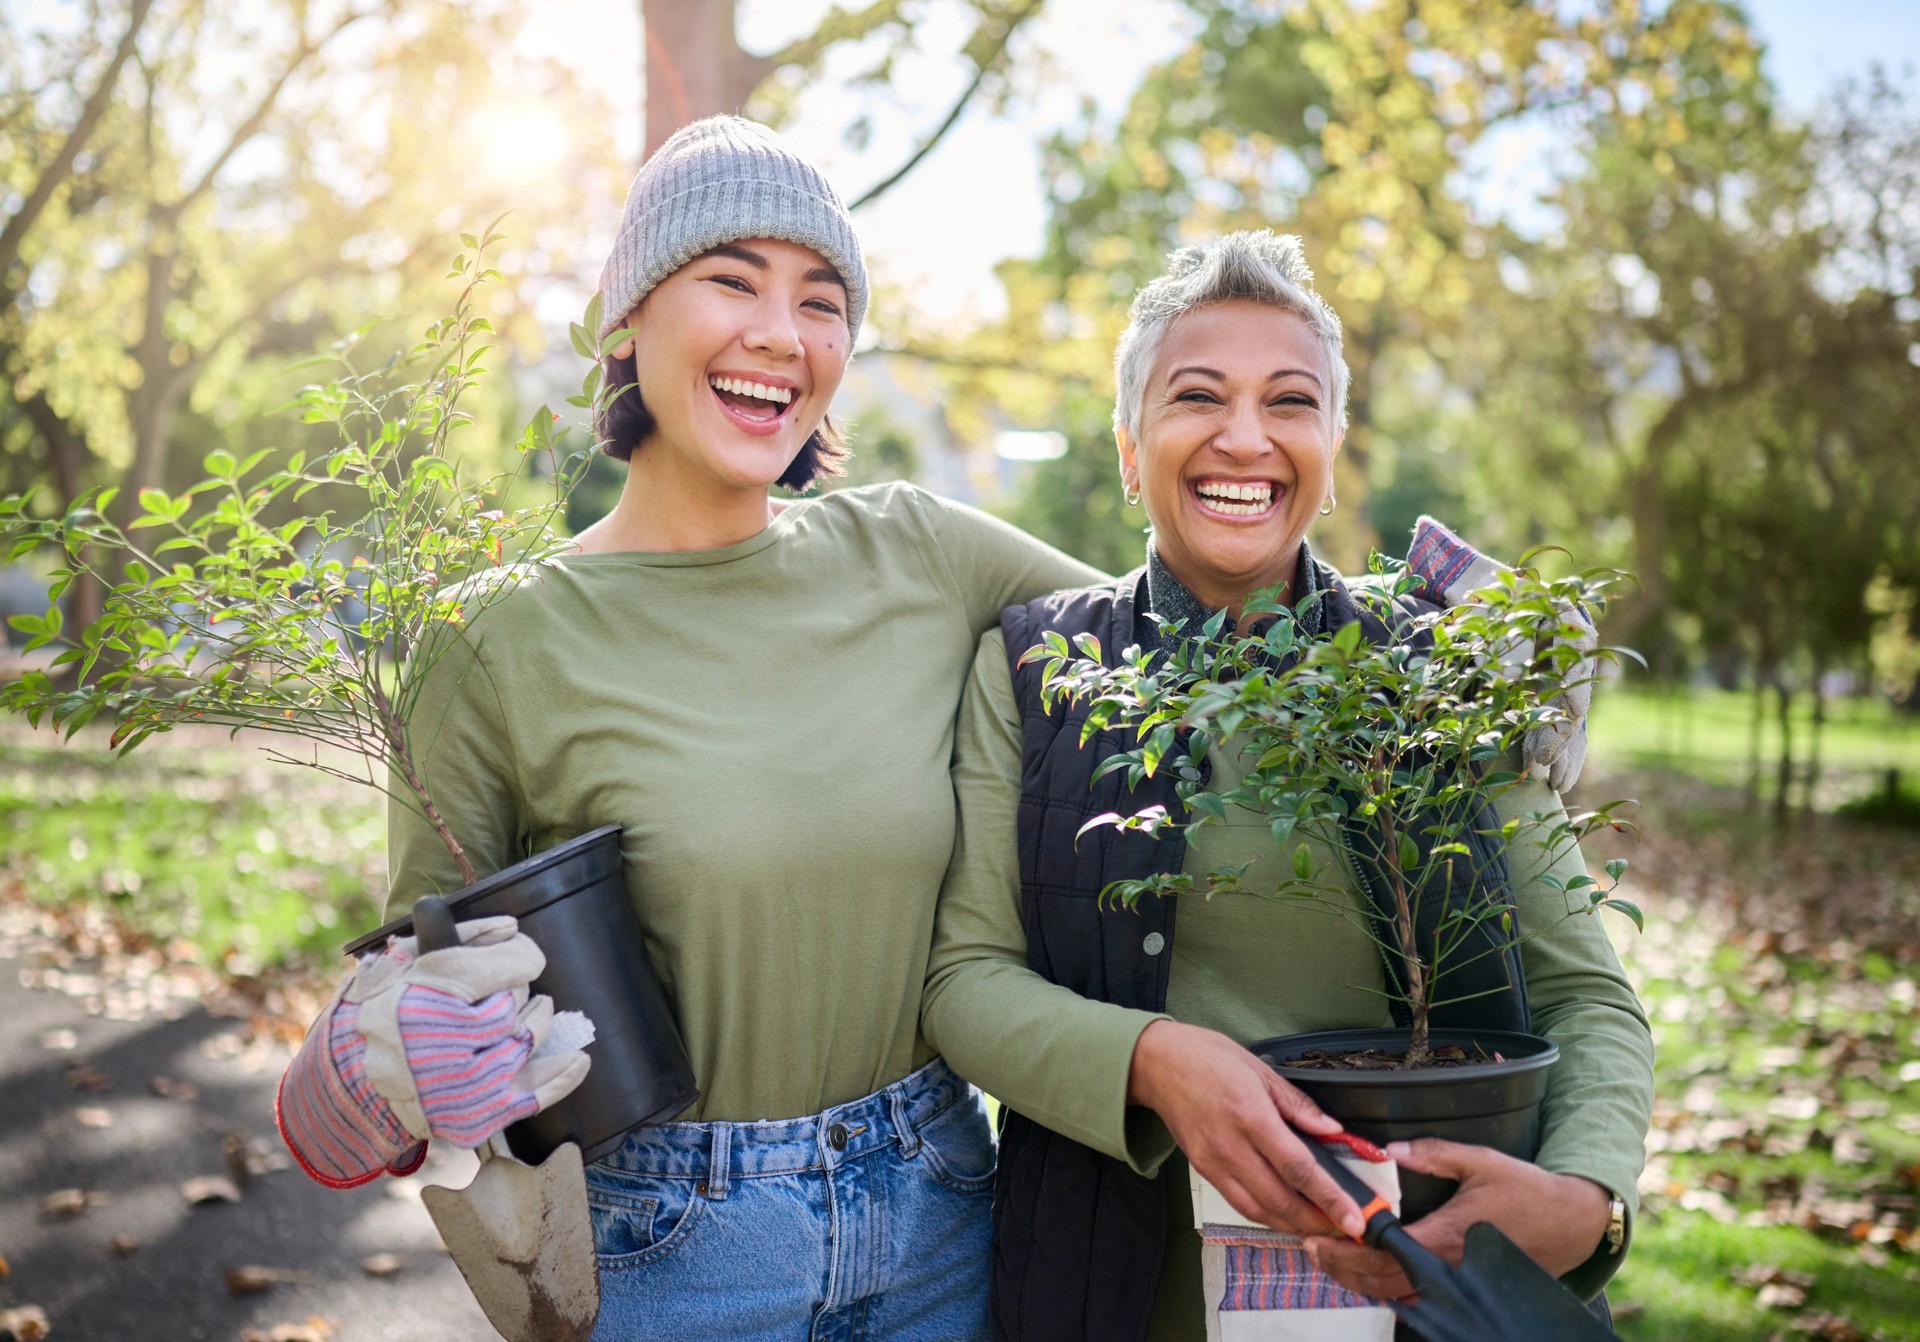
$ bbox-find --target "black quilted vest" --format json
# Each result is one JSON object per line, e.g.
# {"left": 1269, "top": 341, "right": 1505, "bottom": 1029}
{"left": 988, "top": 567, "right": 1530, "bottom": 1342}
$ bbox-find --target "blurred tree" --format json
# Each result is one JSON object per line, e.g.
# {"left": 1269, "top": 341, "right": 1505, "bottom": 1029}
{"left": 0, "top": 0, "right": 625, "bottom": 624}
{"left": 898, "top": 0, "right": 1769, "bottom": 572}
{"left": 642, "top": 0, "right": 1043, "bottom": 209}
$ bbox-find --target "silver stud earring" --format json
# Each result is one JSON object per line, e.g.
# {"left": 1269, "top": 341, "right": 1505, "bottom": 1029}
{"left": 1320, "top": 493, "right": 1336, "bottom": 516}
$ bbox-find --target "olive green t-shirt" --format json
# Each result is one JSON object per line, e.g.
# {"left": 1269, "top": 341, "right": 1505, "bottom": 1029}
{"left": 922, "top": 626, "right": 1655, "bottom": 1339}
{"left": 386, "top": 482, "right": 1100, "bottom": 1122}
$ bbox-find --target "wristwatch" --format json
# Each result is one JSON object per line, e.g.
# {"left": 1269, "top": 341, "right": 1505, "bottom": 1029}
{"left": 1604, "top": 1194, "right": 1626, "bottom": 1253}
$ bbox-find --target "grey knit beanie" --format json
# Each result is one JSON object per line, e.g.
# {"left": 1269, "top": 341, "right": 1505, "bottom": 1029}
{"left": 598, "top": 116, "right": 868, "bottom": 343}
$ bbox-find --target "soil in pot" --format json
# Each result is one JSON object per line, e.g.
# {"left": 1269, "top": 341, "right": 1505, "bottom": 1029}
{"left": 347, "top": 824, "right": 699, "bottom": 1164}
{"left": 1253, "top": 1026, "right": 1559, "bottom": 1222}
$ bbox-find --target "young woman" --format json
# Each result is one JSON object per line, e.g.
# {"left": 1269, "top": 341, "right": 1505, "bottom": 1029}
{"left": 278, "top": 115, "right": 1110, "bottom": 1341}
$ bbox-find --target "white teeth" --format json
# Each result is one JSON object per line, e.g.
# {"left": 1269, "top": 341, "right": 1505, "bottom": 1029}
{"left": 709, "top": 376, "right": 793, "bottom": 405}
{"left": 1194, "top": 481, "right": 1272, "bottom": 513}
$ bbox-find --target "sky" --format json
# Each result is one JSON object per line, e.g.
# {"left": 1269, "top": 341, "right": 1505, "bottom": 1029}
{"left": 514, "top": 0, "right": 1920, "bottom": 327}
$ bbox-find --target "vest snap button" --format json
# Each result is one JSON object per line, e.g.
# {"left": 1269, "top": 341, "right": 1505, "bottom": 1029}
{"left": 828, "top": 1122, "right": 849, "bottom": 1151}
{"left": 1142, "top": 932, "right": 1165, "bottom": 956}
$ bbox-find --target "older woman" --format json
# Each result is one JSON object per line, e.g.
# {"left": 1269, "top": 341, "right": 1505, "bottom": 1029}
{"left": 920, "top": 231, "right": 1654, "bottom": 1340}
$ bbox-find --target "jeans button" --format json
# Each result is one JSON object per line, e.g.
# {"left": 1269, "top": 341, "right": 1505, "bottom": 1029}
{"left": 827, "top": 1122, "right": 849, "bottom": 1151}
{"left": 1143, "top": 932, "right": 1165, "bottom": 956}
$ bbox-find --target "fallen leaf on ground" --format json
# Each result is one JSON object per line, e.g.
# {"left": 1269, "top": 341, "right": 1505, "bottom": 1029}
{"left": 40, "top": 1187, "right": 89, "bottom": 1216}
{"left": 65, "top": 1063, "right": 112, "bottom": 1092}
{"left": 360, "top": 1253, "right": 404, "bottom": 1278}
{"left": 0, "top": 1305, "right": 50, "bottom": 1340}
{"left": 240, "top": 1317, "right": 337, "bottom": 1342}
{"left": 148, "top": 1074, "right": 198, "bottom": 1101}
{"left": 0, "top": 1252, "right": 8, "bottom": 1277}
{"left": 73, "top": 1106, "right": 112, "bottom": 1129}
{"left": 108, "top": 1234, "right": 139, "bottom": 1256}
{"left": 1831, "top": 1132, "right": 1872, "bottom": 1164}
{"left": 181, "top": 1175, "right": 242, "bottom": 1205}
{"left": 1757, "top": 1281, "right": 1809, "bottom": 1310}
{"left": 1735, "top": 1264, "right": 1817, "bottom": 1290}
{"left": 226, "top": 1264, "right": 312, "bottom": 1295}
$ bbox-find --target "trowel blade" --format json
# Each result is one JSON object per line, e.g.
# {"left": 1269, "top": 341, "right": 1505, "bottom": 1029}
{"left": 422, "top": 1139, "right": 600, "bottom": 1342}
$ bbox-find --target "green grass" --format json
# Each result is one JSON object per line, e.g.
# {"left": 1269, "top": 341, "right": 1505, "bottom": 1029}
{"left": 1589, "top": 685, "right": 1920, "bottom": 799}
{"left": 0, "top": 723, "right": 386, "bottom": 970}
{"left": 4, "top": 705, "right": 1918, "bottom": 1336}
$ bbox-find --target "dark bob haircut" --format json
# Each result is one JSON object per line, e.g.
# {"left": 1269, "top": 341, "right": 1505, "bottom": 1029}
{"left": 595, "top": 351, "right": 849, "bottom": 493}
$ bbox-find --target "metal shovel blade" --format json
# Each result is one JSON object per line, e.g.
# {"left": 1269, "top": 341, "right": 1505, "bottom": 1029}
{"left": 422, "top": 1137, "right": 601, "bottom": 1342}
{"left": 1383, "top": 1220, "right": 1616, "bottom": 1342}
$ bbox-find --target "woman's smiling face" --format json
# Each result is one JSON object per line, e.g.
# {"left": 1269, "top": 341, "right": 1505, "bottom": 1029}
{"left": 611, "top": 237, "right": 851, "bottom": 493}
{"left": 1120, "top": 299, "right": 1342, "bottom": 612}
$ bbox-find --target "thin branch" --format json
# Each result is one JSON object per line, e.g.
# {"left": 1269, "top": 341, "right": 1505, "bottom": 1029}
{"left": 848, "top": 0, "right": 1041, "bottom": 211}
{"left": 753, "top": 0, "right": 910, "bottom": 80}
{"left": 0, "top": 0, "right": 156, "bottom": 278}
{"left": 165, "top": 4, "right": 384, "bottom": 218}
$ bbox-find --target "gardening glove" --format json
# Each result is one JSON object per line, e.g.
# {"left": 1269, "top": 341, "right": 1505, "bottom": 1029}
{"left": 1406, "top": 515, "right": 1594, "bottom": 792}
{"left": 276, "top": 915, "right": 593, "bottom": 1189}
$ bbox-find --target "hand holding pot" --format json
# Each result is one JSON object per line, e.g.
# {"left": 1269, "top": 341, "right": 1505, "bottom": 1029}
{"left": 1303, "top": 1137, "right": 1612, "bottom": 1300}
{"left": 1127, "top": 1020, "right": 1365, "bottom": 1238}
{"left": 277, "top": 914, "right": 593, "bottom": 1188}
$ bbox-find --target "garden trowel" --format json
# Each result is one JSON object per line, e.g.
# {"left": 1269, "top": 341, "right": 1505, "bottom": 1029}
{"left": 1305, "top": 1139, "right": 1617, "bottom": 1342}
{"left": 414, "top": 897, "right": 600, "bottom": 1342}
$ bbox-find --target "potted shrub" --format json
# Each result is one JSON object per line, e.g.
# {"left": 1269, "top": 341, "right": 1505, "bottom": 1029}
{"left": 0, "top": 227, "right": 696, "bottom": 1163}
{"left": 1027, "top": 560, "right": 1641, "bottom": 1217}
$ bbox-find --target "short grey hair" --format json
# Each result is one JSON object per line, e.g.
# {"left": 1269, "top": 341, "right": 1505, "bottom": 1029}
{"left": 1112, "top": 231, "right": 1349, "bottom": 443}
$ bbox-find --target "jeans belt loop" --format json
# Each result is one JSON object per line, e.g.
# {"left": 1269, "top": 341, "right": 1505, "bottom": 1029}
{"left": 890, "top": 1087, "right": 920, "bottom": 1158}
{"left": 706, "top": 1123, "right": 731, "bottom": 1201}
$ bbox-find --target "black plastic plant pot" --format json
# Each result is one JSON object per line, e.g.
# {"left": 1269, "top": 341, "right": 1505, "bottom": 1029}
{"left": 345, "top": 823, "right": 699, "bottom": 1165}
{"left": 1252, "top": 1027, "right": 1558, "bottom": 1223}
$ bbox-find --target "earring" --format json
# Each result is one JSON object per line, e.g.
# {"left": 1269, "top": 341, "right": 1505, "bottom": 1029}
{"left": 1320, "top": 493, "right": 1336, "bottom": 516}
{"left": 1125, "top": 484, "right": 1141, "bottom": 508}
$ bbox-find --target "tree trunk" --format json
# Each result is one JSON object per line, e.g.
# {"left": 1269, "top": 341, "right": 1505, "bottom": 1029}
{"left": 1773, "top": 677, "right": 1794, "bottom": 824}
{"left": 641, "top": 0, "right": 771, "bottom": 155}
{"left": 1746, "top": 670, "right": 1767, "bottom": 806}
{"left": 1803, "top": 657, "right": 1828, "bottom": 812}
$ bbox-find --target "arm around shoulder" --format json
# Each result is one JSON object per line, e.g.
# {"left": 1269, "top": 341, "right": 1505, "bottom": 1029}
{"left": 921, "top": 627, "right": 1166, "bottom": 1167}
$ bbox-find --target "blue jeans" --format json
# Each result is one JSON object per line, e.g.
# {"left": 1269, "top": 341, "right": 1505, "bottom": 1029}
{"left": 586, "top": 1059, "right": 994, "bottom": 1341}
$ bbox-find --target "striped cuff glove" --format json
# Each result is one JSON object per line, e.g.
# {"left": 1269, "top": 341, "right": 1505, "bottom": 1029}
{"left": 276, "top": 995, "right": 429, "bottom": 1189}
{"left": 1407, "top": 515, "right": 1595, "bottom": 793}
{"left": 276, "top": 914, "right": 592, "bottom": 1188}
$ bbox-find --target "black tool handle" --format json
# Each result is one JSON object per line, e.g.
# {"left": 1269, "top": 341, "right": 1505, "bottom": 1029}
{"left": 1304, "top": 1138, "right": 1397, "bottom": 1245}
{"left": 411, "top": 895, "right": 460, "bottom": 954}
{"left": 1303, "top": 1138, "right": 1456, "bottom": 1298}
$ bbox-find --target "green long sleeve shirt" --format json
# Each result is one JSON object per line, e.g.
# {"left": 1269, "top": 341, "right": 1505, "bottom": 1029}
{"left": 386, "top": 482, "right": 1100, "bottom": 1123}
{"left": 921, "top": 625, "right": 1655, "bottom": 1338}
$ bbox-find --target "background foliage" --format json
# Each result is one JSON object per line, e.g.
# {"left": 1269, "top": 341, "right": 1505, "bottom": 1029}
{"left": 3, "top": 1, "right": 1918, "bottom": 1337}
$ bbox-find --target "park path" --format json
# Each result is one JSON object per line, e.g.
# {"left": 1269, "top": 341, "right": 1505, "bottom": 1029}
{"left": 0, "top": 903, "right": 499, "bottom": 1341}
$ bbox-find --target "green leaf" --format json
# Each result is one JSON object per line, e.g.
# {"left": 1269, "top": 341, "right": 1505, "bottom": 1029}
{"left": 1603, "top": 898, "right": 1644, "bottom": 933}
{"left": 1397, "top": 833, "right": 1419, "bottom": 871}
{"left": 1292, "top": 844, "right": 1314, "bottom": 881}
{"left": 1186, "top": 791, "right": 1226, "bottom": 824}
{"left": 1604, "top": 858, "right": 1628, "bottom": 882}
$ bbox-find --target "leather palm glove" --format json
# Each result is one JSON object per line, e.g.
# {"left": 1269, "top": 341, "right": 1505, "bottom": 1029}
{"left": 277, "top": 914, "right": 592, "bottom": 1188}
{"left": 1407, "top": 515, "right": 1594, "bottom": 793}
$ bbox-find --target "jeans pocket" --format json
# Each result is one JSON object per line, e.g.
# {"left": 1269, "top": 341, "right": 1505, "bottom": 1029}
{"left": 913, "top": 1091, "right": 998, "bottom": 1196}
{"left": 584, "top": 1165, "right": 707, "bottom": 1269}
